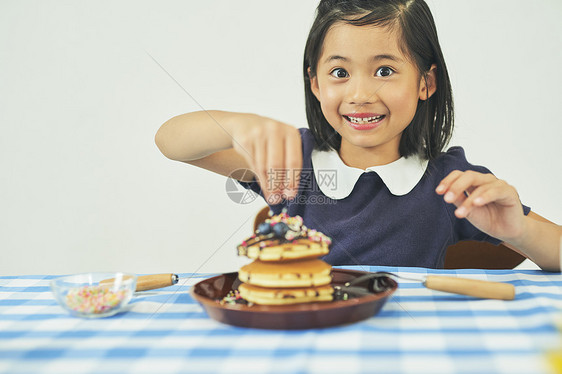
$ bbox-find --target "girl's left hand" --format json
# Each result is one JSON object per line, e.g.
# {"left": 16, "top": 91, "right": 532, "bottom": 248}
{"left": 435, "top": 170, "right": 526, "bottom": 242}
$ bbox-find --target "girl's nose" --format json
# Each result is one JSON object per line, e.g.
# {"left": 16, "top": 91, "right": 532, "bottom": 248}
{"left": 347, "top": 78, "right": 377, "bottom": 105}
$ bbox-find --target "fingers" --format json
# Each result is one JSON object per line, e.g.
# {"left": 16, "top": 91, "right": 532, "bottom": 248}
{"left": 436, "top": 170, "right": 502, "bottom": 218}
{"left": 236, "top": 119, "right": 302, "bottom": 205}
{"left": 284, "top": 134, "right": 303, "bottom": 194}
{"left": 436, "top": 169, "right": 526, "bottom": 241}
{"left": 454, "top": 181, "right": 504, "bottom": 218}
{"left": 265, "top": 131, "right": 284, "bottom": 204}
{"left": 252, "top": 141, "right": 271, "bottom": 202}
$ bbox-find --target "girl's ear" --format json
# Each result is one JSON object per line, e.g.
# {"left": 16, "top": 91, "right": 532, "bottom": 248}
{"left": 308, "top": 67, "right": 321, "bottom": 101}
{"left": 418, "top": 64, "right": 437, "bottom": 101}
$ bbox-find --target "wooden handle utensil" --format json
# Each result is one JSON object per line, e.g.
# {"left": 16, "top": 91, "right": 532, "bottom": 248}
{"left": 344, "top": 271, "right": 516, "bottom": 300}
{"left": 101, "top": 273, "right": 179, "bottom": 292}
{"left": 424, "top": 275, "right": 515, "bottom": 300}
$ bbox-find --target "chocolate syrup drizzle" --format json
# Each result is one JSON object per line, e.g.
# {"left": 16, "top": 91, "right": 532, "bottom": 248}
{"left": 237, "top": 212, "right": 330, "bottom": 257}
{"left": 237, "top": 232, "right": 310, "bottom": 256}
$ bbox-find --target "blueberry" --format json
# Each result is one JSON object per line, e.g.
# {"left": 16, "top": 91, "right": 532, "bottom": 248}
{"left": 272, "top": 222, "right": 289, "bottom": 237}
{"left": 257, "top": 222, "right": 272, "bottom": 235}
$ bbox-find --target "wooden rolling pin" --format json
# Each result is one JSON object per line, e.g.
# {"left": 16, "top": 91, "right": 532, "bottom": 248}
{"left": 101, "top": 274, "right": 179, "bottom": 291}
{"left": 424, "top": 275, "right": 515, "bottom": 300}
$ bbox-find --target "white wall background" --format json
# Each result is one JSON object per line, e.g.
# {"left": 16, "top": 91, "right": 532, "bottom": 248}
{"left": 1, "top": 0, "right": 560, "bottom": 275}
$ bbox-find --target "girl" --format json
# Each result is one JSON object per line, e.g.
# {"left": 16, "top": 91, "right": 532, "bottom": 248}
{"left": 155, "top": 0, "right": 561, "bottom": 270}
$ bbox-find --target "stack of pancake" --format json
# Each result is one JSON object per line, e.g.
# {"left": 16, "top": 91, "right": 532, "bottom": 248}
{"left": 236, "top": 212, "right": 334, "bottom": 305}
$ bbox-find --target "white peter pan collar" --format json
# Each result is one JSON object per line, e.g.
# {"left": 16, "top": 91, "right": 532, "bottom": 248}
{"left": 311, "top": 148, "right": 429, "bottom": 199}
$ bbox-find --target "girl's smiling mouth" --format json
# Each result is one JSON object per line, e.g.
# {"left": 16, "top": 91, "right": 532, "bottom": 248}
{"left": 343, "top": 113, "right": 386, "bottom": 130}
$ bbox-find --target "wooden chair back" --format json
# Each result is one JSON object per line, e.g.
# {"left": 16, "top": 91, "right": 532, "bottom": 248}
{"left": 443, "top": 241, "right": 525, "bottom": 269}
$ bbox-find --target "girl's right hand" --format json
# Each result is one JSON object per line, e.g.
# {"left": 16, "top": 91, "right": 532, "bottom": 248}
{"left": 230, "top": 114, "right": 302, "bottom": 205}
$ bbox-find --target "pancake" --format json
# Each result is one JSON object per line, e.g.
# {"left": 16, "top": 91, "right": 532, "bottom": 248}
{"left": 238, "top": 283, "right": 334, "bottom": 305}
{"left": 238, "top": 259, "right": 332, "bottom": 288}
{"left": 237, "top": 212, "right": 331, "bottom": 262}
{"left": 240, "top": 238, "right": 329, "bottom": 261}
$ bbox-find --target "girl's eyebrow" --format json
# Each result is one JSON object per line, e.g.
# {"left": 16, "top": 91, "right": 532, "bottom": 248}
{"left": 323, "top": 54, "right": 403, "bottom": 64}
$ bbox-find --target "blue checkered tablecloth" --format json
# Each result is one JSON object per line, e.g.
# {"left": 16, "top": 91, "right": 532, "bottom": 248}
{"left": 1, "top": 266, "right": 562, "bottom": 374}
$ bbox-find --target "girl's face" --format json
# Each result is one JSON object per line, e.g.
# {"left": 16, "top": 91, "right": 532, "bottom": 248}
{"left": 309, "top": 22, "right": 435, "bottom": 167}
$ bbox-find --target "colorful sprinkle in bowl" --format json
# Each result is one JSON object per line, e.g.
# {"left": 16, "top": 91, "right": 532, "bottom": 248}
{"left": 50, "top": 272, "right": 137, "bottom": 318}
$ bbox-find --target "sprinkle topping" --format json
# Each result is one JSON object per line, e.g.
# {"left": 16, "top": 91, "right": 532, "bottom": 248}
{"left": 237, "top": 211, "right": 332, "bottom": 254}
{"left": 65, "top": 285, "right": 129, "bottom": 314}
{"left": 219, "top": 290, "right": 250, "bottom": 305}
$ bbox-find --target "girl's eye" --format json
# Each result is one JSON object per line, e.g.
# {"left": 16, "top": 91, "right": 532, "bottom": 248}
{"left": 330, "top": 68, "right": 349, "bottom": 78}
{"left": 376, "top": 67, "right": 394, "bottom": 77}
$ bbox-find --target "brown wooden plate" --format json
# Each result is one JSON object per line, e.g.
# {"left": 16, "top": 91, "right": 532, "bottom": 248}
{"left": 190, "top": 268, "right": 397, "bottom": 330}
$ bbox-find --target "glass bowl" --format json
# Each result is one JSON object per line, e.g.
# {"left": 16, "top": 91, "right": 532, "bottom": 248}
{"left": 50, "top": 272, "right": 137, "bottom": 318}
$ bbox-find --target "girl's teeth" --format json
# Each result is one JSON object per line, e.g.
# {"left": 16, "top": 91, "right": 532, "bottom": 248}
{"left": 347, "top": 115, "right": 384, "bottom": 124}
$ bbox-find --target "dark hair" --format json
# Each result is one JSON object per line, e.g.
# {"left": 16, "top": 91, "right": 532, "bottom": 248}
{"left": 303, "top": 0, "right": 454, "bottom": 160}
